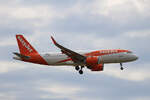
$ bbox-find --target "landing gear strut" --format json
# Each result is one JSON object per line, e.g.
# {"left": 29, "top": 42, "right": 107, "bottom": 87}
{"left": 120, "top": 63, "right": 124, "bottom": 70}
{"left": 79, "top": 66, "right": 84, "bottom": 74}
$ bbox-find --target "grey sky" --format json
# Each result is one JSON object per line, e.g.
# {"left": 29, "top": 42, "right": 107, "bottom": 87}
{"left": 0, "top": 0, "right": 150, "bottom": 100}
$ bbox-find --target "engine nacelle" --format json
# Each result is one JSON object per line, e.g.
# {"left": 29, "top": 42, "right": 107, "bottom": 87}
{"left": 86, "top": 56, "right": 103, "bottom": 71}
{"left": 86, "top": 56, "right": 101, "bottom": 66}
{"left": 91, "top": 64, "right": 104, "bottom": 71}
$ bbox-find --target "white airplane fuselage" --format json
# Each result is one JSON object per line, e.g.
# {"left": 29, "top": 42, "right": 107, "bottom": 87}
{"left": 14, "top": 50, "right": 138, "bottom": 66}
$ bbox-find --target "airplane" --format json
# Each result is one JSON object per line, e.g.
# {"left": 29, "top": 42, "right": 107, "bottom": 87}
{"left": 13, "top": 34, "right": 138, "bottom": 74}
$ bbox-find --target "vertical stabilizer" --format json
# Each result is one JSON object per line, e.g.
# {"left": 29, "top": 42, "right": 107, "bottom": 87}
{"left": 16, "top": 35, "right": 38, "bottom": 55}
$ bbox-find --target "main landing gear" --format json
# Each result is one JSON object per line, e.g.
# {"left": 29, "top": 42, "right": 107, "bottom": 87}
{"left": 75, "top": 66, "right": 80, "bottom": 71}
{"left": 120, "top": 63, "right": 124, "bottom": 70}
{"left": 75, "top": 66, "right": 84, "bottom": 74}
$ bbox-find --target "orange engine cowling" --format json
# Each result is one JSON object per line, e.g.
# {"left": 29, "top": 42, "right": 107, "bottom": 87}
{"left": 86, "top": 56, "right": 103, "bottom": 71}
{"left": 91, "top": 64, "right": 104, "bottom": 71}
{"left": 86, "top": 56, "right": 101, "bottom": 66}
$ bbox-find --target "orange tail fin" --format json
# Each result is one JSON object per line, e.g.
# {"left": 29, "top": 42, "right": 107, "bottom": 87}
{"left": 16, "top": 35, "right": 38, "bottom": 56}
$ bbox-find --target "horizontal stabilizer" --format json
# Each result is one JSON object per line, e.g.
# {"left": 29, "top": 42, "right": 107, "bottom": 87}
{"left": 13, "top": 52, "right": 30, "bottom": 60}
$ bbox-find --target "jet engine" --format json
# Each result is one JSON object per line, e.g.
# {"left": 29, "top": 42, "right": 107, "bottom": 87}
{"left": 91, "top": 64, "right": 104, "bottom": 71}
{"left": 86, "top": 56, "right": 101, "bottom": 66}
{"left": 86, "top": 56, "right": 104, "bottom": 71}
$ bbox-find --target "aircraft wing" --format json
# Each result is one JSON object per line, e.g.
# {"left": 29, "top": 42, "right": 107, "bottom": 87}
{"left": 51, "top": 36, "right": 86, "bottom": 64}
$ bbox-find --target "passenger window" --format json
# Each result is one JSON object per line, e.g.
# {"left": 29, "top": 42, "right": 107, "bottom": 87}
{"left": 127, "top": 51, "right": 132, "bottom": 54}
{"left": 45, "top": 54, "right": 50, "bottom": 56}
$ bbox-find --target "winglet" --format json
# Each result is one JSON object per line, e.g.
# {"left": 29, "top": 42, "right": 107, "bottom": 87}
{"left": 51, "top": 36, "right": 57, "bottom": 45}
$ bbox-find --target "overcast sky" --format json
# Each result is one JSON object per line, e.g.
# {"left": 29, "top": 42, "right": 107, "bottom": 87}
{"left": 0, "top": 0, "right": 150, "bottom": 100}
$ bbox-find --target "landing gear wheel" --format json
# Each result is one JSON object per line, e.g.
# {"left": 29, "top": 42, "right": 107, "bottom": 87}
{"left": 79, "top": 70, "right": 83, "bottom": 74}
{"left": 75, "top": 66, "right": 80, "bottom": 71}
{"left": 121, "top": 67, "right": 124, "bottom": 70}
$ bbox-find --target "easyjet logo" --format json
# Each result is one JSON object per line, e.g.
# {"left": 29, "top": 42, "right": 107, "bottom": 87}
{"left": 18, "top": 36, "right": 33, "bottom": 53}
{"left": 100, "top": 50, "right": 118, "bottom": 54}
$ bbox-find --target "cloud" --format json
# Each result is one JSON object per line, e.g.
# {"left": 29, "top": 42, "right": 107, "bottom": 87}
{"left": 0, "top": 60, "right": 150, "bottom": 100}
{"left": 0, "top": 93, "right": 16, "bottom": 100}
{"left": 91, "top": 0, "right": 150, "bottom": 18}
{"left": 103, "top": 63, "right": 150, "bottom": 81}
{"left": 0, "top": 61, "right": 26, "bottom": 73}
{"left": 129, "top": 97, "right": 150, "bottom": 100}
{"left": 0, "top": 0, "right": 150, "bottom": 100}
{"left": 125, "top": 29, "right": 150, "bottom": 38}
{"left": 57, "top": 62, "right": 150, "bottom": 82}
{"left": 38, "top": 83, "right": 82, "bottom": 99}
{"left": 0, "top": 37, "right": 16, "bottom": 46}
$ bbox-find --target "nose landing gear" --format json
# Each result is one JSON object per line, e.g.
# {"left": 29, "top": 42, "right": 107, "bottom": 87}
{"left": 120, "top": 63, "right": 124, "bottom": 70}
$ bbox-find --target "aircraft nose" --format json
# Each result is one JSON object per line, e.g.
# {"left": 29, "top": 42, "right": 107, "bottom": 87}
{"left": 133, "top": 55, "right": 138, "bottom": 60}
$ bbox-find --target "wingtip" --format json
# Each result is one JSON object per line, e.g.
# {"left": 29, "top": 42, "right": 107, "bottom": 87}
{"left": 16, "top": 34, "right": 23, "bottom": 38}
{"left": 51, "top": 36, "right": 57, "bottom": 45}
{"left": 16, "top": 34, "right": 23, "bottom": 36}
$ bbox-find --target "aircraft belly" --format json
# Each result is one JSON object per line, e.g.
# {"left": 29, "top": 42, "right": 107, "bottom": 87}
{"left": 41, "top": 54, "right": 74, "bottom": 66}
{"left": 57, "top": 61, "right": 74, "bottom": 66}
